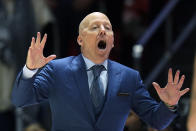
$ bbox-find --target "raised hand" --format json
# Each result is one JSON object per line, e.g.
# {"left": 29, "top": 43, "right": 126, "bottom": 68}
{"left": 152, "top": 68, "right": 189, "bottom": 106}
{"left": 26, "top": 32, "right": 56, "bottom": 70}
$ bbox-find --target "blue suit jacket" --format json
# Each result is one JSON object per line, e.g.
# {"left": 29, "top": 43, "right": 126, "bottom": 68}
{"left": 12, "top": 54, "right": 176, "bottom": 131}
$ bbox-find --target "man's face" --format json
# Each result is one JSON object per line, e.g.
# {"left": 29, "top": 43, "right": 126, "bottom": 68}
{"left": 77, "top": 12, "right": 114, "bottom": 64}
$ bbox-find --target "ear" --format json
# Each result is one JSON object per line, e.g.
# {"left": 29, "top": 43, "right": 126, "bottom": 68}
{"left": 111, "top": 37, "right": 114, "bottom": 48}
{"left": 77, "top": 36, "right": 83, "bottom": 46}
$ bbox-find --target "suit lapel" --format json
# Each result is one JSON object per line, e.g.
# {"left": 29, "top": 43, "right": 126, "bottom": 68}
{"left": 96, "top": 60, "right": 122, "bottom": 124}
{"left": 70, "top": 54, "right": 95, "bottom": 122}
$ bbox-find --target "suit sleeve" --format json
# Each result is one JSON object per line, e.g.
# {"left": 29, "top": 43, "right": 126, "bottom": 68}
{"left": 11, "top": 62, "right": 54, "bottom": 107}
{"left": 131, "top": 72, "right": 177, "bottom": 130}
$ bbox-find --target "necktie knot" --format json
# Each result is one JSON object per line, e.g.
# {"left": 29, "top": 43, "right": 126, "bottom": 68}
{"left": 91, "top": 65, "right": 105, "bottom": 79}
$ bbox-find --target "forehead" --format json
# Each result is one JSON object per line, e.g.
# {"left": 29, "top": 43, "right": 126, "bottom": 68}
{"left": 88, "top": 14, "right": 111, "bottom": 24}
{"left": 88, "top": 18, "right": 111, "bottom": 26}
{"left": 82, "top": 13, "right": 112, "bottom": 27}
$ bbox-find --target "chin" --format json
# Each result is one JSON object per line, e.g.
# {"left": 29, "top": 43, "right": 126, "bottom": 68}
{"left": 97, "top": 51, "right": 109, "bottom": 58}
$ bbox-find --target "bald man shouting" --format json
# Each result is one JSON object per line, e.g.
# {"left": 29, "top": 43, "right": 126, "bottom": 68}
{"left": 12, "top": 12, "right": 189, "bottom": 131}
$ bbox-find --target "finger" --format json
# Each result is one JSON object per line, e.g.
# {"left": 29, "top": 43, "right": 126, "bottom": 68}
{"left": 41, "top": 33, "right": 47, "bottom": 48}
{"left": 152, "top": 82, "right": 161, "bottom": 94}
{"left": 174, "top": 70, "right": 180, "bottom": 84}
{"left": 45, "top": 55, "right": 56, "bottom": 63}
{"left": 180, "top": 88, "right": 190, "bottom": 96}
{"left": 168, "top": 68, "right": 173, "bottom": 83}
{"left": 177, "top": 75, "right": 185, "bottom": 89}
{"left": 30, "top": 37, "right": 35, "bottom": 48}
{"left": 36, "top": 32, "right": 41, "bottom": 45}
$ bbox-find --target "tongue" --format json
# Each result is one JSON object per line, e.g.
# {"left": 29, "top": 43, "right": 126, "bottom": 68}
{"left": 98, "top": 41, "right": 106, "bottom": 49}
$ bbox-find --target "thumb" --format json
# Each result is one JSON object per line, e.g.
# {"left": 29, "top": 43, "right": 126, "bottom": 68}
{"left": 152, "top": 82, "right": 161, "bottom": 94}
{"left": 180, "top": 88, "right": 190, "bottom": 96}
{"left": 45, "top": 54, "right": 56, "bottom": 63}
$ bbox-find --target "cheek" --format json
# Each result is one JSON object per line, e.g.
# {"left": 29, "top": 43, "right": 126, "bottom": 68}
{"left": 108, "top": 35, "right": 114, "bottom": 45}
{"left": 84, "top": 34, "right": 96, "bottom": 43}
{"left": 83, "top": 38, "right": 95, "bottom": 50}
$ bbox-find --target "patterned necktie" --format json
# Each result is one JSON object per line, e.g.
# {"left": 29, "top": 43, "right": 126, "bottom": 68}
{"left": 90, "top": 65, "right": 106, "bottom": 116}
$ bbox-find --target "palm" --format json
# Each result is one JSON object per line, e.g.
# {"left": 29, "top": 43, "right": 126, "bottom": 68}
{"left": 153, "top": 68, "right": 189, "bottom": 106}
{"left": 156, "top": 82, "right": 181, "bottom": 105}
{"left": 26, "top": 32, "right": 56, "bottom": 70}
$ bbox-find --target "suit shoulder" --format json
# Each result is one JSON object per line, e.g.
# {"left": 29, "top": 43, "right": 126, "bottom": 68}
{"left": 47, "top": 56, "right": 75, "bottom": 68}
{"left": 109, "top": 60, "right": 139, "bottom": 74}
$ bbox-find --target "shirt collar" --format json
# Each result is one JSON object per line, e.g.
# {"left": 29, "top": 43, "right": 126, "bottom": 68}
{"left": 82, "top": 54, "right": 108, "bottom": 70}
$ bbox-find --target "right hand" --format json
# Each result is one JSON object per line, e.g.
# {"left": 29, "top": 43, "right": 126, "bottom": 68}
{"left": 26, "top": 32, "right": 56, "bottom": 70}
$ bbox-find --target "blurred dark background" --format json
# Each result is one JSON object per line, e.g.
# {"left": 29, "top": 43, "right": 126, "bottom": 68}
{"left": 0, "top": 0, "right": 195, "bottom": 131}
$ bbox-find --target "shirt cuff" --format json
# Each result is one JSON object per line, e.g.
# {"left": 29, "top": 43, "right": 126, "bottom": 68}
{"left": 168, "top": 105, "right": 178, "bottom": 112}
{"left": 22, "top": 65, "right": 38, "bottom": 79}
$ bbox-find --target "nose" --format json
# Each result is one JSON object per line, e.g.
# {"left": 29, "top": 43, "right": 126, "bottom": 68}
{"left": 99, "top": 25, "right": 106, "bottom": 36}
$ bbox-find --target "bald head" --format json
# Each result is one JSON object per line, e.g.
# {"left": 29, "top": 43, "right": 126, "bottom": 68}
{"left": 78, "top": 12, "right": 111, "bottom": 35}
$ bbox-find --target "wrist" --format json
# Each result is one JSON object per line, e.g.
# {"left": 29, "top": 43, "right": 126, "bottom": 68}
{"left": 26, "top": 64, "right": 36, "bottom": 70}
{"left": 164, "top": 102, "right": 178, "bottom": 110}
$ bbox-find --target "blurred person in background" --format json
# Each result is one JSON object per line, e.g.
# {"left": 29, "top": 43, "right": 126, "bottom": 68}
{"left": 124, "top": 111, "right": 143, "bottom": 131}
{"left": 0, "top": 0, "right": 36, "bottom": 130}
{"left": 25, "top": 123, "right": 46, "bottom": 131}
{"left": 0, "top": 0, "right": 58, "bottom": 130}
{"left": 187, "top": 53, "right": 196, "bottom": 131}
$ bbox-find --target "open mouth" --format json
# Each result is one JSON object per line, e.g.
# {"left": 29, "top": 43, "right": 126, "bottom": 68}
{"left": 98, "top": 40, "right": 106, "bottom": 49}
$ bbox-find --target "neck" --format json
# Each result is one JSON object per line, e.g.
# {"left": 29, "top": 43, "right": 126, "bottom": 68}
{"left": 82, "top": 54, "right": 107, "bottom": 64}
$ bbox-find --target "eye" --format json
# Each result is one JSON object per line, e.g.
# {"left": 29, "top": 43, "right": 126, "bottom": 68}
{"left": 105, "top": 26, "right": 111, "bottom": 30}
{"left": 92, "top": 26, "right": 98, "bottom": 30}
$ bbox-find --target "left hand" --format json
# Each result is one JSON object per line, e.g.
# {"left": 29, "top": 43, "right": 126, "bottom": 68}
{"left": 152, "top": 68, "right": 190, "bottom": 106}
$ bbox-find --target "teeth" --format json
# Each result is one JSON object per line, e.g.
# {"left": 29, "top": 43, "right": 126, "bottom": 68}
{"left": 98, "top": 41, "right": 106, "bottom": 49}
